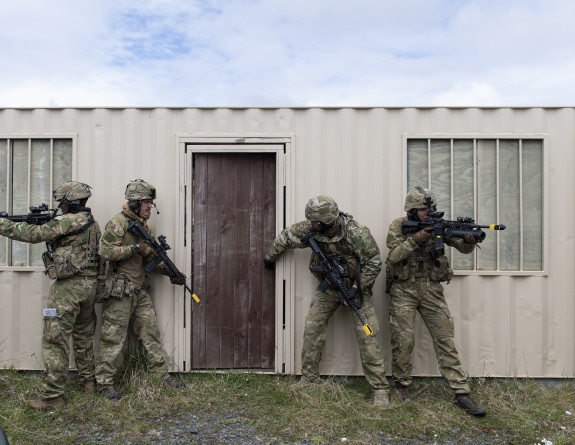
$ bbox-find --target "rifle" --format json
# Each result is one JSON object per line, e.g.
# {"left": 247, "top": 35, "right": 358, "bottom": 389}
{"left": 401, "top": 211, "right": 506, "bottom": 256}
{"left": 301, "top": 229, "right": 373, "bottom": 336}
{"left": 0, "top": 203, "right": 57, "bottom": 225}
{"left": 127, "top": 219, "right": 200, "bottom": 304}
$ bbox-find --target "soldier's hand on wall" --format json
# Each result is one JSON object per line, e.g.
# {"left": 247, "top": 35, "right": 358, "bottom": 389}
{"left": 413, "top": 227, "right": 433, "bottom": 244}
{"left": 264, "top": 258, "right": 275, "bottom": 270}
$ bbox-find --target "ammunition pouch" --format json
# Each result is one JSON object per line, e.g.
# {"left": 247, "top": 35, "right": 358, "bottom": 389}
{"left": 387, "top": 254, "right": 453, "bottom": 284}
{"left": 94, "top": 259, "right": 110, "bottom": 303}
{"left": 42, "top": 216, "right": 99, "bottom": 280}
{"left": 387, "top": 258, "right": 411, "bottom": 282}
{"left": 430, "top": 255, "right": 453, "bottom": 283}
{"left": 42, "top": 247, "right": 83, "bottom": 280}
{"left": 53, "top": 246, "right": 80, "bottom": 279}
{"left": 386, "top": 258, "right": 410, "bottom": 293}
{"left": 50, "top": 245, "right": 98, "bottom": 280}
{"left": 108, "top": 274, "right": 136, "bottom": 300}
{"left": 42, "top": 251, "right": 58, "bottom": 280}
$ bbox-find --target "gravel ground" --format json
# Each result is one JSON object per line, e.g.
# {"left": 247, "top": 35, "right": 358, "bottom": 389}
{"left": 70, "top": 410, "right": 512, "bottom": 445}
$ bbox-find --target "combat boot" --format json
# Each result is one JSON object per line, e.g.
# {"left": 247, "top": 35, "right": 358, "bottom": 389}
{"left": 99, "top": 385, "right": 122, "bottom": 400}
{"left": 373, "top": 389, "right": 390, "bottom": 409}
{"left": 83, "top": 381, "right": 97, "bottom": 393}
{"left": 164, "top": 375, "right": 186, "bottom": 389}
{"left": 395, "top": 381, "right": 412, "bottom": 402}
{"left": 454, "top": 393, "right": 486, "bottom": 417}
{"left": 29, "top": 396, "right": 64, "bottom": 411}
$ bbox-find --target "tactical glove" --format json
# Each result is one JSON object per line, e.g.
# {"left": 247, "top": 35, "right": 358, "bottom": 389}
{"left": 170, "top": 275, "right": 185, "bottom": 285}
{"left": 263, "top": 258, "right": 275, "bottom": 270}
{"left": 137, "top": 242, "right": 155, "bottom": 258}
{"left": 463, "top": 233, "right": 478, "bottom": 244}
{"left": 413, "top": 227, "right": 433, "bottom": 244}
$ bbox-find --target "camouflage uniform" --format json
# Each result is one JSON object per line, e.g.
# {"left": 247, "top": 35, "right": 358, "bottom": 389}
{"left": 265, "top": 197, "right": 389, "bottom": 391}
{"left": 95, "top": 182, "right": 171, "bottom": 391}
{"left": 0, "top": 185, "right": 101, "bottom": 402}
{"left": 386, "top": 188, "right": 475, "bottom": 394}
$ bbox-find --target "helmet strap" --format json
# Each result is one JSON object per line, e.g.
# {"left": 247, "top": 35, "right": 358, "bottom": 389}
{"left": 128, "top": 200, "right": 142, "bottom": 215}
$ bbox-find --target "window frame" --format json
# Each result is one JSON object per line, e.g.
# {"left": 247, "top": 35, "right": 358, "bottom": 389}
{"left": 402, "top": 133, "right": 548, "bottom": 277}
{"left": 0, "top": 134, "right": 77, "bottom": 271}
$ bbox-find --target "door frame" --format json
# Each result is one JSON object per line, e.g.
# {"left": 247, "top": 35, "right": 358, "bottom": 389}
{"left": 175, "top": 134, "right": 295, "bottom": 374}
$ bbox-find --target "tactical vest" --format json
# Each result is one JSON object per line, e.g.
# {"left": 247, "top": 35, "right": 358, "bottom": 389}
{"left": 307, "top": 223, "right": 360, "bottom": 290}
{"left": 106, "top": 212, "right": 148, "bottom": 290}
{"left": 309, "top": 252, "right": 359, "bottom": 289}
{"left": 387, "top": 235, "right": 453, "bottom": 284}
{"left": 43, "top": 213, "right": 101, "bottom": 280}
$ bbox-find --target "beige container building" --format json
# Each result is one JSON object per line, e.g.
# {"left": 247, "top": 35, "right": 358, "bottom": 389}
{"left": 0, "top": 106, "right": 568, "bottom": 379}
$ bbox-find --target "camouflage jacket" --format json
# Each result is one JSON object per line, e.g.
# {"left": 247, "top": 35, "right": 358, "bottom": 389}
{"left": 100, "top": 212, "right": 160, "bottom": 289}
{"left": 0, "top": 211, "right": 101, "bottom": 277}
{"left": 265, "top": 213, "right": 382, "bottom": 290}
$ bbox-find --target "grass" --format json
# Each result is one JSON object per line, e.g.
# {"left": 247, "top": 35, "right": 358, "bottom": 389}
{"left": 1, "top": 354, "right": 575, "bottom": 444}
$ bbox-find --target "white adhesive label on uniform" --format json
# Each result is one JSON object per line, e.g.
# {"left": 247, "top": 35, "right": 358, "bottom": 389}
{"left": 43, "top": 308, "right": 57, "bottom": 317}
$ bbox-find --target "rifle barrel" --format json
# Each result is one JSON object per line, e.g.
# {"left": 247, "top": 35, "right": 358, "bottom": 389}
{"left": 475, "top": 224, "right": 506, "bottom": 230}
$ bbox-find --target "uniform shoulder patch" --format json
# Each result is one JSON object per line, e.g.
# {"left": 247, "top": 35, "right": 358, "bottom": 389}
{"left": 102, "top": 231, "right": 118, "bottom": 244}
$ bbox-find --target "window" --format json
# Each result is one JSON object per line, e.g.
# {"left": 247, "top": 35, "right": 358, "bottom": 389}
{"left": 0, "top": 138, "right": 73, "bottom": 268}
{"left": 406, "top": 137, "right": 546, "bottom": 274}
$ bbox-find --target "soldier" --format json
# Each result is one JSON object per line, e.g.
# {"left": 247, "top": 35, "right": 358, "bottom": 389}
{"left": 95, "top": 179, "right": 184, "bottom": 400}
{"left": 264, "top": 195, "right": 391, "bottom": 408}
{"left": 386, "top": 186, "right": 486, "bottom": 416}
{"left": 0, "top": 181, "right": 101, "bottom": 410}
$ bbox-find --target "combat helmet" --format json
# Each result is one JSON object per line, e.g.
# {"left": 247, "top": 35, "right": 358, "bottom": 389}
{"left": 404, "top": 186, "right": 437, "bottom": 212}
{"left": 125, "top": 179, "right": 156, "bottom": 201}
{"left": 305, "top": 195, "right": 340, "bottom": 224}
{"left": 53, "top": 181, "right": 92, "bottom": 206}
{"left": 125, "top": 179, "right": 157, "bottom": 216}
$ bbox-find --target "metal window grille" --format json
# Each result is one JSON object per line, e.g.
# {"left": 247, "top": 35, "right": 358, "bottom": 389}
{"left": 405, "top": 137, "right": 546, "bottom": 275}
{"left": 0, "top": 138, "right": 73, "bottom": 268}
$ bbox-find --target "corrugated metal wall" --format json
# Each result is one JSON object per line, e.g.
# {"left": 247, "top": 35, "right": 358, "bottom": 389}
{"left": 0, "top": 106, "right": 573, "bottom": 378}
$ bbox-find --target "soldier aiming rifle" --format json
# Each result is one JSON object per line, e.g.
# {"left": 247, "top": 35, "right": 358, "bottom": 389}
{"left": 386, "top": 186, "right": 505, "bottom": 417}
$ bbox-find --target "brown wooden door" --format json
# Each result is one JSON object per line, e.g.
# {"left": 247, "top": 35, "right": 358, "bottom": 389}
{"left": 191, "top": 153, "right": 276, "bottom": 369}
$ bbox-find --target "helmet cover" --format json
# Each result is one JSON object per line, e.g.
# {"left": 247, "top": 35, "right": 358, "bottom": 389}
{"left": 53, "top": 181, "right": 92, "bottom": 202}
{"left": 125, "top": 179, "right": 156, "bottom": 201}
{"left": 404, "top": 186, "right": 437, "bottom": 212}
{"left": 305, "top": 195, "right": 339, "bottom": 224}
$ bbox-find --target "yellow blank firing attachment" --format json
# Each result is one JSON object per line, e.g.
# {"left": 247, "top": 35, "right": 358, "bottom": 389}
{"left": 489, "top": 224, "right": 506, "bottom": 230}
{"left": 363, "top": 324, "right": 374, "bottom": 336}
{"left": 192, "top": 293, "right": 200, "bottom": 303}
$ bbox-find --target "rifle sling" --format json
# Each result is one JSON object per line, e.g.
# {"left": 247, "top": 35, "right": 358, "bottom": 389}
{"left": 50, "top": 215, "right": 95, "bottom": 244}
{"left": 46, "top": 215, "right": 95, "bottom": 257}
{"left": 115, "top": 212, "right": 138, "bottom": 271}
{"left": 354, "top": 256, "right": 364, "bottom": 309}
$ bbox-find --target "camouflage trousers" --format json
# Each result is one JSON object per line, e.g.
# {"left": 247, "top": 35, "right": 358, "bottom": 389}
{"left": 301, "top": 288, "right": 389, "bottom": 390}
{"left": 42, "top": 276, "right": 97, "bottom": 399}
{"left": 95, "top": 286, "right": 169, "bottom": 388}
{"left": 389, "top": 280, "right": 470, "bottom": 394}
